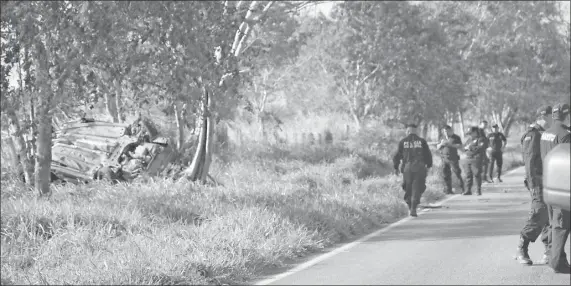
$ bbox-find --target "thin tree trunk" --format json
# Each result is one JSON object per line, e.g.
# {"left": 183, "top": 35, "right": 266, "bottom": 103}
{"left": 183, "top": 82, "right": 208, "bottom": 181}
{"left": 422, "top": 122, "right": 429, "bottom": 139}
{"left": 6, "top": 109, "right": 33, "bottom": 184}
{"left": 458, "top": 110, "right": 465, "bottom": 141}
{"left": 34, "top": 96, "right": 53, "bottom": 195}
{"left": 105, "top": 92, "right": 119, "bottom": 123}
{"left": 174, "top": 103, "right": 184, "bottom": 151}
{"left": 200, "top": 97, "right": 215, "bottom": 183}
{"left": 115, "top": 79, "right": 123, "bottom": 123}
{"left": 351, "top": 109, "right": 362, "bottom": 132}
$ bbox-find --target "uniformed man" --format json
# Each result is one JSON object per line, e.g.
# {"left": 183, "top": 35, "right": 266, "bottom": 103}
{"left": 462, "top": 126, "right": 487, "bottom": 196}
{"left": 516, "top": 106, "right": 552, "bottom": 266}
{"left": 393, "top": 123, "right": 433, "bottom": 217}
{"left": 437, "top": 125, "right": 465, "bottom": 195}
{"left": 487, "top": 124, "right": 507, "bottom": 182}
{"left": 540, "top": 103, "right": 571, "bottom": 274}
{"left": 478, "top": 120, "right": 492, "bottom": 183}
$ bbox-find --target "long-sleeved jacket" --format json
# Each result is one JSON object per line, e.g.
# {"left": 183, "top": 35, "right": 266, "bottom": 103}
{"left": 393, "top": 133, "right": 433, "bottom": 170}
{"left": 540, "top": 121, "right": 571, "bottom": 161}
{"left": 520, "top": 123, "right": 544, "bottom": 186}
{"left": 464, "top": 134, "right": 487, "bottom": 159}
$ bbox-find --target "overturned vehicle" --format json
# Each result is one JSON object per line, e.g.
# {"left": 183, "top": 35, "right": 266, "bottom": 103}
{"left": 51, "top": 117, "right": 174, "bottom": 184}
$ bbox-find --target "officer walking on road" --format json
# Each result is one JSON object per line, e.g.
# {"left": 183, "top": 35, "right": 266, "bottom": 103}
{"left": 515, "top": 106, "right": 552, "bottom": 266}
{"left": 437, "top": 125, "right": 465, "bottom": 195}
{"left": 478, "top": 121, "right": 491, "bottom": 183}
{"left": 540, "top": 103, "right": 571, "bottom": 274}
{"left": 462, "top": 126, "right": 486, "bottom": 196}
{"left": 393, "top": 124, "right": 433, "bottom": 217}
{"left": 487, "top": 124, "right": 507, "bottom": 183}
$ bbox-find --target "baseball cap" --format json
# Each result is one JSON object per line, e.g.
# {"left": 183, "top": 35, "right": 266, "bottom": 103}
{"left": 442, "top": 125, "right": 452, "bottom": 130}
{"left": 536, "top": 105, "right": 552, "bottom": 117}
{"left": 552, "top": 103, "right": 570, "bottom": 117}
{"left": 492, "top": 124, "right": 499, "bottom": 128}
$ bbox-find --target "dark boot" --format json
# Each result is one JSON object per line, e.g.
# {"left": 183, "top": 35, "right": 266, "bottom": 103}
{"left": 515, "top": 236, "right": 533, "bottom": 265}
{"left": 497, "top": 177, "right": 503, "bottom": 183}
{"left": 462, "top": 190, "right": 472, "bottom": 195}
{"left": 477, "top": 189, "right": 482, "bottom": 196}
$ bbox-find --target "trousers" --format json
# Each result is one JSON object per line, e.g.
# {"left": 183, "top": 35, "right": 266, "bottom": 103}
{"left": 440, "top": 157, "right": 464, "bottom": 193}
{"left": 403, "top": 162, "right": 428, "bottom": 210}
{"left": 549, "top": 207, "right": 570, "bottom": 270}
{"left": 463, "top": 157, "right": 482, "bottom": 193}
{"left": 488, "top": 151, "right": 503, "bottom": 179}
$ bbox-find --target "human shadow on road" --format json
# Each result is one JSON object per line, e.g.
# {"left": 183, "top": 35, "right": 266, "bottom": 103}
{"left": 365, "top": 208, "right": 531, "bottom": 243}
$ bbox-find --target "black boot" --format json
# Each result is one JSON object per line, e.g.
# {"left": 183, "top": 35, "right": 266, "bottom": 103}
{"left": 477, "top": 189, "right": 482, "bottom": 196}
{"left": 515, "top": 236, "right": 533, "bottom": 265}
{"left": 462, "top": 190, "right": 472, "bottom": 195}
{"left": 497, "top": 177, "right": 503, "bottom": 183}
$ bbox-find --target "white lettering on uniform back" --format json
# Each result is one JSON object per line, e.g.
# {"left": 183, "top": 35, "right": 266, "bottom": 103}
{"left": 541, "top": 133, "right": 556, "bottom": 142}
{"left": 404, "top": 141, "right": 422, "bottom": 148}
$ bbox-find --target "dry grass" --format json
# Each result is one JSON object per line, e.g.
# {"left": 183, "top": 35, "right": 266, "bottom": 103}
{"left": 0, "top": 119, "right": 524, "bottom": 285}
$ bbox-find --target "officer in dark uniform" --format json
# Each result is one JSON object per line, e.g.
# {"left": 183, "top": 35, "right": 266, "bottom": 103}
{"left": 437, "top": 125, "right": 465, "bottom": 194}
{"left": 487, "top": 124, "right": 507, "bottom": 182}
{"left": 540, "top": 103, "right": 571, "bottom": 274}
{"left": 462, "top": 126, "right": 487, "bottom": 196}
{"left": 393, "top": 123, "right": 433, "bottom": 217}
{"left": 478, "top": 121, "right": 491, "bottom": 183}
{"left": 516, "top": 106, "right": 552, "bottom": 266}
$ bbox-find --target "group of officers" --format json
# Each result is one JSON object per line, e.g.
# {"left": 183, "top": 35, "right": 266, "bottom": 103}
{"left": 392, "top": 103, "right": 570, "bottom": 274}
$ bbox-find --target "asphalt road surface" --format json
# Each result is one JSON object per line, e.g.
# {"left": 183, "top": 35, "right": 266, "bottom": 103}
{"left": 254, "top": 167, "right": 570, "bottom": 285}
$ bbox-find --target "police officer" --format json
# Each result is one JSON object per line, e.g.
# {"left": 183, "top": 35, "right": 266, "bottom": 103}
{"left": 462, "top": 126, "right": 486, "bottom": 196}
{"left": 487, "top": 124, "right": 507, "bottom": 182}
{"left": 540, "top": 103, "right": 571, "bottom": 274}
{"left": 478, "top": 121, "right": 491, "bottom": 183}
{"left": 437, "top": 125, "right": 465, "bottom": 195}
{"left": 516, "top": 106, "right": 552, "bottom": 266}
{"left": 393, "top": 123, "right": 433, "bottom": 217}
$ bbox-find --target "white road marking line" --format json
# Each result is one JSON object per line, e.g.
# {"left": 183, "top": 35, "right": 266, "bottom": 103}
{"left": 255, "top": 166, "right": 524, "bottom": 285}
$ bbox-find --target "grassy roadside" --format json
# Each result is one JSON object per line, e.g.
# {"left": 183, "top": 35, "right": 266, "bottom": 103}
{"left": 0, "top": 133, "right": 524, "bottom": 285}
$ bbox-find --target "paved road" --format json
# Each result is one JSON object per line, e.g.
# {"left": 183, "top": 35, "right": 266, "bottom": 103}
{"left": 254, "top": 167, "right": 570, "bottom": 285}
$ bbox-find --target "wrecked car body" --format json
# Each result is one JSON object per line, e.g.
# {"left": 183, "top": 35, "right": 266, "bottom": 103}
{"left": 51, "top": 118, "right": 174, "bottom": 184}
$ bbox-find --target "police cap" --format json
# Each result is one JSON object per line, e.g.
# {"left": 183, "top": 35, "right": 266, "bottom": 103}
{"left": 552, "top": 103, "right": 570, "bottom": 119}
{"left": 536, "top": 105, "right": 552, "bottom": 117}
{"left": 405, "top": 123, "right": 417, "bottom": 128}
{"left": 492, "top": 124, "right": 499, "bottom": 128}
{"left": 442, "top": 125, "right": 452, "bottom": 130}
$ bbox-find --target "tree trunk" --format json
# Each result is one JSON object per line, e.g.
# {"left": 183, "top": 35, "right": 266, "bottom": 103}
{"left": 6, "top": 109, "right": 33, "bottom": 184}
{"left": 174, "top": 103, "right": 184, "bottom": 151}
{"left": 458, "top": 110, "right": 465, "bottom": 141}
{"left": 200, "top": 101, "right": 215, "bottom": 183}
{"left": 114, "top": 79, "right": 123, "bottom": 123}
{"left": 105, "top": 92, "right": 119, "bottom": 123}
{"left": 35, "top": 99, "right": 53, "bottom": 195}
{"left": 351, "top": 109, "right": 362, "bottom": 132}
{"left": 421, "top": 122, "right": 429, "bottom": 139}
{"left": 183, "top": 83, "right": 209, "bottom": 181}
